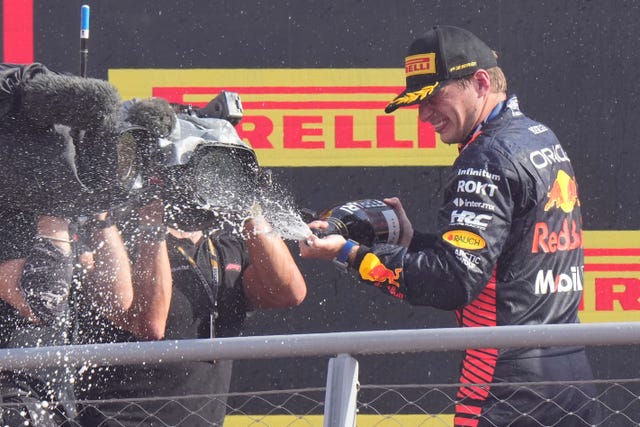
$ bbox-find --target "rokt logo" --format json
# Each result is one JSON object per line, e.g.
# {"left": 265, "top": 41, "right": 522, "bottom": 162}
{"left": 456, "top": 180, "right": 498, "bottom": 197}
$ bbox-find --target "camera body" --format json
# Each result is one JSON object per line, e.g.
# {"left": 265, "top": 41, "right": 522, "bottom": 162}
{"left": 119, "top": 92, "right": 266, "bottom": 231}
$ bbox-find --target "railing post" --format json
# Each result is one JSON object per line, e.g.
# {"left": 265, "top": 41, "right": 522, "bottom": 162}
{"left": 323, "top": 353, "right": 359, "bottom": 427}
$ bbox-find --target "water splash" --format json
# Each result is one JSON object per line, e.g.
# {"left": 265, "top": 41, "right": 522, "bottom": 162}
{"left": 262, "top": 204, "right": 311, "bottom": 241}
{"left": 256, "top": 181, "right": 311, "bottom": 241}
{"left": 196, "top": 169, "right": 312, "bottom": 241}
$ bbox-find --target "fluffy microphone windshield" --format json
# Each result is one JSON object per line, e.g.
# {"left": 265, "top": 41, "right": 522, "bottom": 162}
{"left": 124, "top": 97, "right": 176, "bottom": 138}
{"left": 20, "top": 71, "right": 121, "bottom": 131}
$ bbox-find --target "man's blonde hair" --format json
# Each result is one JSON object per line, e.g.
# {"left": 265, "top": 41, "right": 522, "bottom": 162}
{"left": 487, "top": 66, "right": 507, "bottom": 94}
{"left": 454, "top": 65, "right": 507, "bottom": 94}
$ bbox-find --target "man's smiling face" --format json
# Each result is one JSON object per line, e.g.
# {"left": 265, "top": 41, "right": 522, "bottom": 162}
{"left": 418, "top": 76, "right": 483, "bottom": 145}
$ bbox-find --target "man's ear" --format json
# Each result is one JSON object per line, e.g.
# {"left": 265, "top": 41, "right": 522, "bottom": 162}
{"left": 472, "top": 69, "right": 492, "bottom": 96}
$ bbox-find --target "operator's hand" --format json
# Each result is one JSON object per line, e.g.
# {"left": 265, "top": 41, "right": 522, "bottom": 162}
{"left": 299, "top": 220, "right": 347, "bottom": 260}
{"left": 242, "top": 202, "right": 274, "bottom": 239}
{"left": 383, "top": 197, "right": 414, "bottom": 248}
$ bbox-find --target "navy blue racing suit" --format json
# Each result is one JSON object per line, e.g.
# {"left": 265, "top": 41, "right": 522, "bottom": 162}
{"left": 351, "top": 96, "right": 600, "bottom": 426}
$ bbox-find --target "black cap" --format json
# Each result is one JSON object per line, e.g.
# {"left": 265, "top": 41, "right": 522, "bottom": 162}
{"left": 385, "top": 26, "right": 497, "bottom": 113}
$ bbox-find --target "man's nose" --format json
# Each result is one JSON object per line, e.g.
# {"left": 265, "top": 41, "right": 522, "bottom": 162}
{"left": 418, "top": 102, "right": 434, "bottom": 123}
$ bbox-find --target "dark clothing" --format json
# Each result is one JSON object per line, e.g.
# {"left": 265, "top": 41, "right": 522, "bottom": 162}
{"left": 353, "top": 96, "right": 599, "bottom": 425}
{"left": 0, "top": 209, "right": 37, "bottom": 259}
{"left": 464, "top": 348, "right": 600, "bottom": 427}
{"left": 0, "top": 209, "right": 77, "bottom": 425}
{"left": 76, "top": 231, "right": 250, "bottom": 427}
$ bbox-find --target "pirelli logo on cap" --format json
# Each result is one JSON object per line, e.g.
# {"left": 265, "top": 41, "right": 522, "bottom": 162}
{"left": 442, "top": 230, "right": 486, "bottom": 250}
{"left": 405, "top": 53, "right": 436, "bottom": 77}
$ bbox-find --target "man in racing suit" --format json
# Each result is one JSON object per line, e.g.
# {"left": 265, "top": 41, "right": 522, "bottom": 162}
{"left": 300, "top": 25, "right": 601, "bottom": 426}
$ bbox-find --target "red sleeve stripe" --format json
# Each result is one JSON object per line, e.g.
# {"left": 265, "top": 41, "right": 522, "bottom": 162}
{"left": 460, "top": 366, "right": 494, "bottom": 385}
{"left": 460, "top": 353, "right": 497, "bottom": 381}
{"left": 460, "top": 309, "right": 496, "bottom": 327}
{"left": 456, "top": 404, "right": 482, "bottom": 415}
{"left": 457, "top": 383, "right": 490, "bottom": 400}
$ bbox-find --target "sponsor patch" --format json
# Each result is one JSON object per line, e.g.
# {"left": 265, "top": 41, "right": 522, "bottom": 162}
{"left": 442, "top": 230, "right": 486, "bottom": 250}
{"left": 456, "top": 180, "right": 498, "bottom": 197}
{"left": 457, "top": 167, "right": 501, "bottom": 181}
{"left": 452, "top": 197, "right": 496, "bottom": 211}
{"left": 359, "top": 253, "right": 402, "bottom": 287}
{"left": 544, "top": 170, "right": 580, "bottom": 213}
{"left": 405, "top": 53, "right": 436, "bottom": 77}
{"left": 225, "top": 263, "right": 242, "bottom": 272}
{"left": 450, "top": 210, "right": 493, "bottom": 231}
{"left": 529, "top": 144, "right": 570, "bottom": 169}
{"left": 534, "top": 265, "right": 583, "bottom": 295}
{"left": 532, "top": 218, "right": 582, "bottom": 254}
{"left": 454, "top": 248, "right": 482, "bottom": 273}
{"left": 449, "top": 61, "right": 477, "bottom": 73}
{"left": 528, "top": 124, "right": 548, "bottom": 135}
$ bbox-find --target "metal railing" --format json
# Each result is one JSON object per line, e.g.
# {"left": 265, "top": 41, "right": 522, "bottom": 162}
{"left": 1, "top": 322, "right": 639, "bottom": 426}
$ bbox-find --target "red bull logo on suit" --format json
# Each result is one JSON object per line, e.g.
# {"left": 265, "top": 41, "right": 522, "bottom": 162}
{"left": 544, "top": 170, "right": 580, "bottom": 213}
{"left": 358, "top": 253, "right": 404, "bottom": 299}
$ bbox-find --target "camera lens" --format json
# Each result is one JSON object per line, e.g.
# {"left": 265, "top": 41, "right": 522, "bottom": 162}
{"left": 192, "top": 147, "right": 257, "bottom": 212}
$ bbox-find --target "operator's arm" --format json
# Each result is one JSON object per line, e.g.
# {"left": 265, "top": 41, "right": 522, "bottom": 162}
{"left": 83, "top": 211, "right": 134, "bottom": 315}
{"left": 241, "top": 215, "right": 307, "bottom": 310}
{"left": 126, "top": 200, "right": 172, "bottom": 339}
{"left": 20, "top": 215, "right": 74, "bottom": 325}
{"left": 0, "top": 211, "right": 72, "bottom": 324}
{"left": 0, "top": 259, "right": 34, "bottom": 322}
{"left": 83, "top": 200, "right": 172, "bottom": 340}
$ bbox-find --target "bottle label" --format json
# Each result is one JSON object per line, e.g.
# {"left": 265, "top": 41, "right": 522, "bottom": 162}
{"left": 381, "top": 209, "right": 401, "bottom": 244}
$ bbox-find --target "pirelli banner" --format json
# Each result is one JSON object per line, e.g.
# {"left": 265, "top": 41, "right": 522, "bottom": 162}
{"left": 110, "top": 68, "right": 640, "bottom": 324}
{"left": 109, "top": 68, "right": 459, "bottom": 167}
{"left": 582, "top": 231, "right": 640, "bottom": 323}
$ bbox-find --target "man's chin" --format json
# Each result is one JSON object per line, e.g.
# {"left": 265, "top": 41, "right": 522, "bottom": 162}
{"left": 438, "top": 133, "right": 457, "bottom": 145}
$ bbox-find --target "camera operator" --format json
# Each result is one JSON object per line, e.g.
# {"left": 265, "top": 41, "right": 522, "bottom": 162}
{"left": 0, "top": 62, "right": 122, "bottom": 426}
{"left": 0, "top": 210, "right": 76, "bottom": 426}
{"left": 74, "top": 97, "right": 307, "bottom": 427}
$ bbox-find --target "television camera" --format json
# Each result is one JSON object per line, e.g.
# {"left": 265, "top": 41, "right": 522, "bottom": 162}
{"left": 118, "top": 91, "right": 270, "bottom": 230}
{"left": 0, "top": 63, "right": 266, "bottom": 229}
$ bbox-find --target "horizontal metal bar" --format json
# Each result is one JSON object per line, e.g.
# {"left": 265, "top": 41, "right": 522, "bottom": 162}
{"left": 1, "top": 322, "right": 639, "bottom": 370}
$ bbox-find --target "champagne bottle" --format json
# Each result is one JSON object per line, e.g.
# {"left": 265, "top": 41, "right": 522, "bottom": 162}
{"left": 315, "top": 199, "right": 402, "bottom": 246}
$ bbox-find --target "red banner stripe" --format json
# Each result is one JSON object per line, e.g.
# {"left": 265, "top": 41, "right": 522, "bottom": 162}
{"left": 584, "top": 264, "right": 640, "bottom": 272}
{"left": 585, "top": 248, "right": 640, "bottom": 257}
{"left": 242, "top": 101, "right": 390, "bottom": 110}
{"left": 155, "top": 86, "right": 402, "bottom": 95}
{"left": 3, "top": 0, "right": 34, "bottom": 63}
